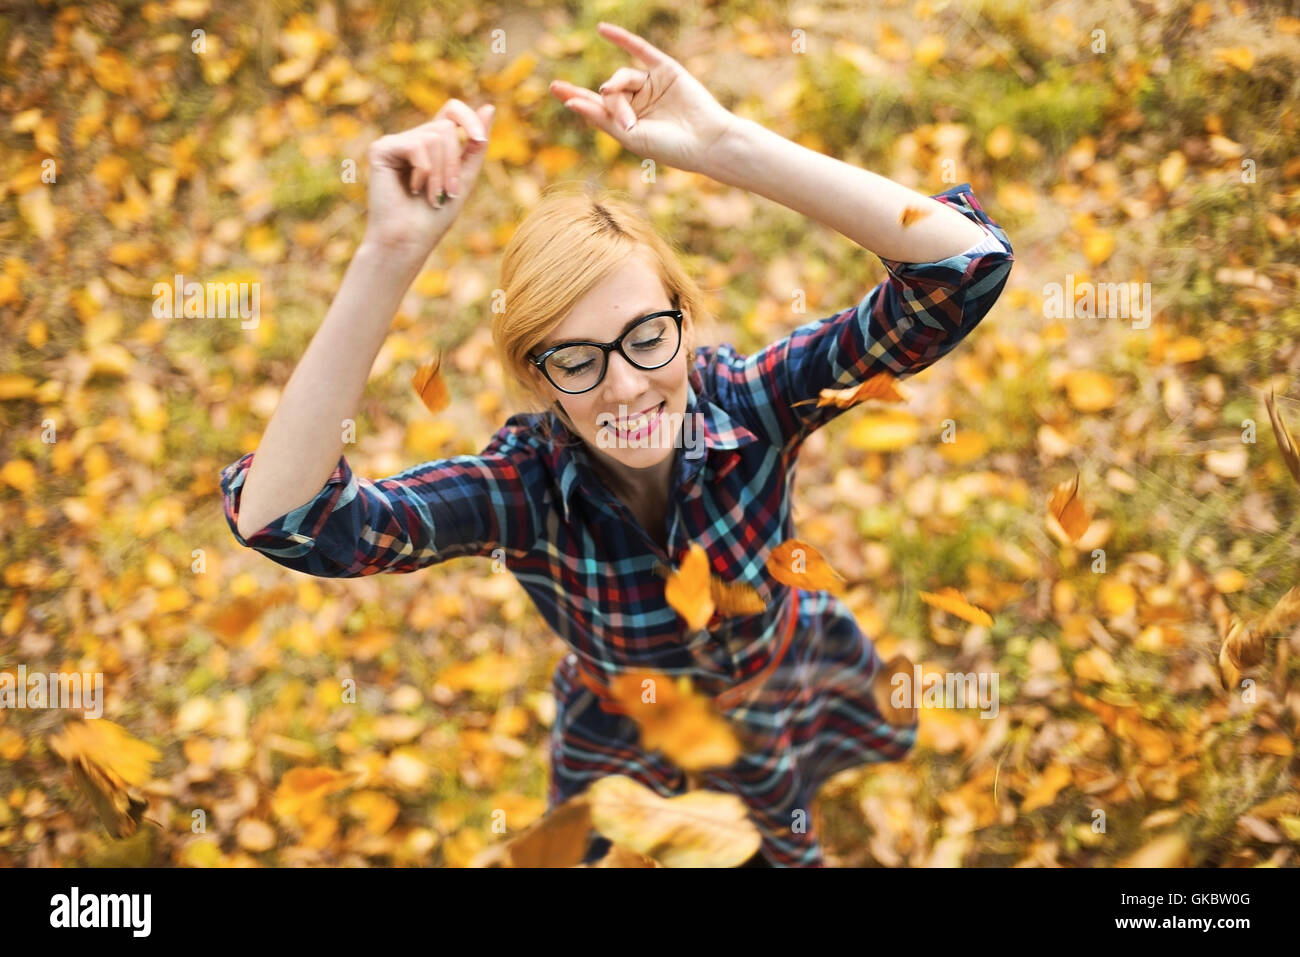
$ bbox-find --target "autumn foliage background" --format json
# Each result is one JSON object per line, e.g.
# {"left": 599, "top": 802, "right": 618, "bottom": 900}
{"left": 2, "top": 0, "right": 1299, "bottom": 867}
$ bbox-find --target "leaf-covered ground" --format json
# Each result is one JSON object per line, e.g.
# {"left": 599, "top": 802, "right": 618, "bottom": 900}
{"left": 2, "top": 0, "right": 1299, "bottom": 866}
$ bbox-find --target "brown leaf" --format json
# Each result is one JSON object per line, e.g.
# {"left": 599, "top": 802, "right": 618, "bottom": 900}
{"left": 502, "top": 794, "right": 592, "bottom": 868}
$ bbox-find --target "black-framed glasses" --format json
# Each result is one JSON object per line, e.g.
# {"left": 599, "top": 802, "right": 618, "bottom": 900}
{"left": 528, "top": 309, "right": 684, "bottom": 395}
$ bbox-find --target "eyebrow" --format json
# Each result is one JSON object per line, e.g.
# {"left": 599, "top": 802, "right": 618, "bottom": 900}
{"left": 539, "top": 306, "right": 669, "bottom": 352}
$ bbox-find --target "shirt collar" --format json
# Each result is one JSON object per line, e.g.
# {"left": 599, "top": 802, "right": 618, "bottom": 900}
{"left": 546, "top": 361, "right": 759, "bottom": 525}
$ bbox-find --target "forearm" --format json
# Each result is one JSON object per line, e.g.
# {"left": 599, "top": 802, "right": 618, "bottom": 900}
{"left": 702, "top": 116, "right": 988, "bottom": 264}
{"left": 235, "top": 240, "right": 427, "bottom": 539}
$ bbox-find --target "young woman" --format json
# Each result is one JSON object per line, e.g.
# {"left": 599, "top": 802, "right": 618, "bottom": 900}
{"left": 221, "top": 23, "right": 1014, "bottom": 867}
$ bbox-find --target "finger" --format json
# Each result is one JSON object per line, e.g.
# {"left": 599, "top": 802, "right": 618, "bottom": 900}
{"left": 422, "top": 133, "right": 445, "bottom": 206}
{"left": 595, "top": 21, "right": 669, "bottom": 68}
{"left": 600, "top": 89, "right": 636, "bottom": 131}
{"left": 597, "top": 67, "right": 649, "bottom": 96}
{"left": 409, "top": 137, "right": 435, "bottom": 195}
{"left": 549, "top": 79, "right": 598, "bottom": 103}
{"left": 563, "top": 97, "right": 618, "bottom": 139}
{"left": 439, "top": 124, "right": 462, "bottom": 197}
{"left": 426, "top": 98, "right": 490, "bottom": 144}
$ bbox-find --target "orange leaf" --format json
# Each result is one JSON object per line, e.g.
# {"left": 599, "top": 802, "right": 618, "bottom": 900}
{"left": 792, "top": 371, "right": 907, "bottom": 409}
{"left": 919, "top": 587, "right": 993, "bottom": 627}
{"left": 710, "top": 576, "right": 766, "bottom": 617}
{"left": 1047, "top": 471, "right": 1090, "bottom": 542}
{"left": 607, "top": 669, "right": 742, "bottom": 771}
{"left": 765, "top": 539, "right": 847, "bottom": 595}
{"left": 411, "top": 351, "right": 449, "bottom": 414}
{"left": 665, "top": 543, "right": 715, "bottom": 630}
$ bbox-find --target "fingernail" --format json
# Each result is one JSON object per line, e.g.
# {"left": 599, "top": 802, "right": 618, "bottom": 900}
{"left": 624, "top": 117, "right": 636, "bottom": 131}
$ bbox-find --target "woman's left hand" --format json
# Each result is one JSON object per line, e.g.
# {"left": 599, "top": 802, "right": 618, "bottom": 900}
{"left": 549, "top": 22, "right": 738, "bottom": 176}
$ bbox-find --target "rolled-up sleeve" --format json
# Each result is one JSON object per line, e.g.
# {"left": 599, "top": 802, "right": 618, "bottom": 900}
{"left": 219, "top": 424, "right": 540, "bottom": 577}
{"left": 708, "top": 182, "right": 1014, "bottom": 452}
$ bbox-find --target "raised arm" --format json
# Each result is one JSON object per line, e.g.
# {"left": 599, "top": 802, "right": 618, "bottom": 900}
{"left": 233, "top": 101, "right": 495, "bottom": 541}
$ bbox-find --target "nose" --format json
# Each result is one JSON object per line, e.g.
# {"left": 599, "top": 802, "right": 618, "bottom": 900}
{"left": 600, "top": 349, "right": 649, "bottom": 402}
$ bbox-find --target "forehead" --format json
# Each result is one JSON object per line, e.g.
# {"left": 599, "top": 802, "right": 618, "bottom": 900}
{"left": 540, "top": 254, "right": 669, "bottom": 350}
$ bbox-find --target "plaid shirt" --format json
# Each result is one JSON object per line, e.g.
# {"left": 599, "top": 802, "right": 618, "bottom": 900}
{"left": 220, "top": 183, "right": 1014, "bottom": 866}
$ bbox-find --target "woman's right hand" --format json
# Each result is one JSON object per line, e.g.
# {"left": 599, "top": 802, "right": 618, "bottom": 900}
{"left": 362, "top": 99, "right": 496, "bottom": 256}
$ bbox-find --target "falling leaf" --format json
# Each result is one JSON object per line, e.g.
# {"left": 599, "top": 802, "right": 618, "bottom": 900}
{"left": 919, "top": 587, "right": 993, "bottom": 627}
{"left": 710, "top": 576, "right": 766, "bottom": 617}
{"left": 1212, "top": 47, "right": 1254, "bottom": 71}
{"left": 899, "top": 205, "right": 930, "bottom": 227}
{"left": 49, "top": 720, "right": 161, "bottom": 839}
{"left": 607, "top": 670, "right": 742, "bottom": 771}
{"left": 665, "top": 542, "right": 715, "bottom": 630}
{"left": 586, "top": 775, "right": 761, "bottom": 868}
{"left": 791, "top": 372, "right": 906, "bottom": 409}
{"left": 871, "top": 653, "right": 919, "bottom": 728}
{"left": 1264, "top": 389, "right": 1300, "bottom": 486}
{"left": 495, "top": 794, "right": 592, "bottom": 868}
{"left": 412, "top": 351, "right": 449, "bottom": 414}
{"left": 765, "top": 539, "right": 847, "bottom": 595}
{"left": 1047, "top": 471, "right": 1090, "bottom": 542}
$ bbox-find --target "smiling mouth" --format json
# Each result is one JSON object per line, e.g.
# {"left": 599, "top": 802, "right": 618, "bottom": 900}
{"left": 608, "top": 401, "right": 664, "bottom": 435}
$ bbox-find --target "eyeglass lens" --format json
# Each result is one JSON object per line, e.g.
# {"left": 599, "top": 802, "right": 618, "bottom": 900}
{"left": 544, "top": 313, "right": 679, "bottom": 393}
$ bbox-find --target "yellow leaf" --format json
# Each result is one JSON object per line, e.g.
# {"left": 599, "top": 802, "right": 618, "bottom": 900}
{"left": 937, "top": 429, "right": 988, "bottom": 465}
{"left": 985, "top": 125, "right": 1015, "bottom": 160}
{"left": 1062, "top": 369, "right": 1116, "bottom": 412}
{"left": 1020, "top": 762, "right": 1072, "bottom": 813}
{"left": 587, "top": 775, "right": 761, "bottom": 868}
{"left": 271, "top": 766, "right": 356, "bottom": 822}
{"left": 17, "top": 189, "right": 55, "bottom": 240}
{"left": 0, "top": 375, "right": 37, "bottom": 400}
{"left": 607, "top": 670, "right": 742, "bottom": 771}
{"left": 1212, "top": 47, "right": 1254, "bottom": 71}
{"left": 847, "top": 410, "right": 920, "bottom": 451}
{"left": 1157, "top": 151, "right": 1187, "bottom": 192}
{"left": 793, "top": 371, "right": 905, "bottom": 409}
{"left": 1083, "top": 230, "right": 1115, "bottom": 266}
{"left": 1, "top": 459, "right": 37, "bottom": 495}
{"left": 1118, "top": 831, "right": 1188, "bottom": 867}
{"left": 914, "top": 34, "right": 946, "bottom": 68}
{"left": 919, "top": 587, "right": 993, "bottom": 627}
{"left": 710, "top": 576, "right": 766, "bottom": 617}
{"left": 49, "top": 720, "right": 161, "bottom": 791}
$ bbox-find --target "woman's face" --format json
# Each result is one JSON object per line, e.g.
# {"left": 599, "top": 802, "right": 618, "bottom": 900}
{"left": 528, "top": 251, "right": 693, "bottom": 478}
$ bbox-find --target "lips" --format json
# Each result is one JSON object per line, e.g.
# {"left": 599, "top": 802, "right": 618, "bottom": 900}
{"left": 610, "top": 401, "right": 664, "bottom": 435}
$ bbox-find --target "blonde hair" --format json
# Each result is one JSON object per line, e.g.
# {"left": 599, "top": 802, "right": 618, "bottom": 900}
{"left": 492, "top": 181, "right": 715, "bottom": 443}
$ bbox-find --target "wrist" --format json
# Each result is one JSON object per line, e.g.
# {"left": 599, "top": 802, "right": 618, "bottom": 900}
{"left": 697, "top": 114, "right": 764, "bottom": 184}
